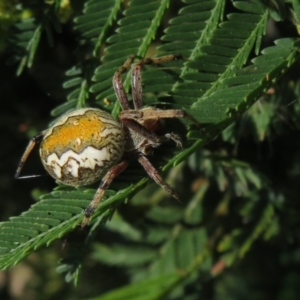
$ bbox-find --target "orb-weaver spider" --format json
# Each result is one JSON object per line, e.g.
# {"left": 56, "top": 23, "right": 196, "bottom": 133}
{"left": 16, "top": 54, "right": 199, "bottom": 227}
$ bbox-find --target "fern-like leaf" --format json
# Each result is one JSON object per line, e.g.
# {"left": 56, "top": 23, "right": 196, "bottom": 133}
{"left": 0, "top": 180, "right": 145, "bottom": 269}
{"left": 2, "top": 0, "right": 300, "bottom": 276}
{"left": 52, "top": 0, "right": 123, "bottom": 116}
{"left": 90, "top": 0, "right": 170, "bottom": 113}
{"left": 7, "top": 2, "right": 62, "bottom": 75}
{"left": 88, "top": 273, "right": 183, "bottom": 300}
{"left": 74, "top": 0, "right": 122, "bottom": 56}
{"left": 170, "top": 38, "right": 300, "bottom": 169}
{"left": 8, "top": 17, "right": 42, "bottom": 75}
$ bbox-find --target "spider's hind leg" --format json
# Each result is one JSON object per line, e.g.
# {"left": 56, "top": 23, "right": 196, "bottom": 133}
{"left": 15, "top": 131, "right": 46, "bottom": 179}
{"left": 81, "top": 160, "right": 129, "bottom": 227}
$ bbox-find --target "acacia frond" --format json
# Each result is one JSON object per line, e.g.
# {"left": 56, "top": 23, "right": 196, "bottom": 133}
{"left": 2, "top": 1, "right": 300, "bottom": 284}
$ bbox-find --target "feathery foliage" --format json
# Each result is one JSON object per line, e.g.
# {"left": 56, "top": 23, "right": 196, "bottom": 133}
{"left": 1, "top": 0, "right": 300, "bottom": 298}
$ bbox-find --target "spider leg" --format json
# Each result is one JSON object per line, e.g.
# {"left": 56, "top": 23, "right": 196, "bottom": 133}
{"left": 138, "top": 155, "right": 180, "bottom": 201}
{"left": 135, "top": 54, "right": 184, "bottom": 67}
{"left": 131, "top": 62, "right": 143, "bottom": 109}
{"left": 113, "top": 55, "right": 136, "bottom": 110}
{"left": 164, "top": 133, "right": 182, "bottom": 147}
{"left": 136, "top": 108, "right": 200, "bottom": 127}
{"left": 121, "top": 118, "right": 160, "bottom": 143}
{"left": 120, "top": 108, "right": 200, "bottom": 148}
{"left": 121, "top": 117, "right": 184, "bottom": 149}
{"left": 131, "top": 54, "right": 184, "bottom": 110}
{"left": 120, "top": 108, "right": 200, "bottom": 127}
{"left": 81, "top": 160, "right": 129, "bottom": 227}
{"left": 15, "top": 131, "right": 46, "bottom": 179}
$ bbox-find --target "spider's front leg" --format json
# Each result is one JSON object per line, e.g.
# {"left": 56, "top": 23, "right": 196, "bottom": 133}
{"left": 138, "top": 155, "right": 180, "bottom": 201}
{"left": 113, "top": 55, "right": 136, "bottom": 110}
{"left": 131, "top": 54, "right": 184, "bottom": 110}
{"left": 82, "top": 160, "right": 129, "bottom": 227}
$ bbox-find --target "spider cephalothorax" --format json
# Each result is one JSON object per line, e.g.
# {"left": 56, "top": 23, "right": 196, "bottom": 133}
{"left": 16, "top": 54, "right": 198, "bottom": 227}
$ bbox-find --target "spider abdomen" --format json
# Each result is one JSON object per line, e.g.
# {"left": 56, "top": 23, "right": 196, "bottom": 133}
{"left": 39, "top": 108, "right": 125, "bottom": 186}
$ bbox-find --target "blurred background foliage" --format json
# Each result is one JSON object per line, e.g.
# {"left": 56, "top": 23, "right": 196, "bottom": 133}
{"left": 1, "top": 0, "right": 300, "bottom": 299}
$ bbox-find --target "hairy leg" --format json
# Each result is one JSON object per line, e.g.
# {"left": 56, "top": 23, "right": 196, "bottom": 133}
{"left": 121, "top": 118, "right": 182, "bottom": 147}
{"left": 15, "top": 131, "right": 46, "bottom": 179}
{"left": 138, "top": 155, "right": 180, "bottom": 201}
{"left": 131, "top": 54, "right": 184, "bottom": 110}
{"left": 82, "top": 160, "right": 129, "bottom": 227}
{"left": 120, "top": 108, "right": 199, "bottom": 125}
{"left": 113, "top": 55, "right": 136, "bottom": 110}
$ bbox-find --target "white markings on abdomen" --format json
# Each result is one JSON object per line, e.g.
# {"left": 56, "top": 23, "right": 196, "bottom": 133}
{"left": 45, "top": 146, "right": 110, "bottom": 179}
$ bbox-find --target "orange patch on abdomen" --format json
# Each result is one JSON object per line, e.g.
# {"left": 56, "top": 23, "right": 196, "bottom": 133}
{"left": 42, "top": 115, "right": 105, "bottom": 152}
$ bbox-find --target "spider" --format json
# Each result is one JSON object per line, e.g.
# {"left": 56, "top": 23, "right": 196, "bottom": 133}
{"left": 15, "top": 54, "right": 199, "bottom": 227}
